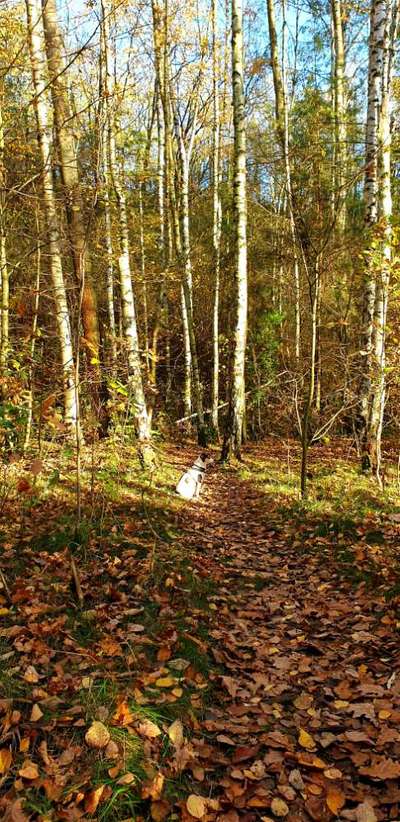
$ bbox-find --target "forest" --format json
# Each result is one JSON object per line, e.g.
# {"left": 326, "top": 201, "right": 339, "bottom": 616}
{"left": 0, "top": 0, "right": 400, "bottom": 820}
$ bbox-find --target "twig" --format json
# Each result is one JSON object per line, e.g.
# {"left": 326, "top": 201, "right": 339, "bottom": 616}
{"left": 70, "top": 555, "right": 84, "bottom": 606}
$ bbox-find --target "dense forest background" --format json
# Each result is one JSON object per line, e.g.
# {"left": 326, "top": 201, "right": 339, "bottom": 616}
{"left": 0, "top": 0, "right": 398, "bottom": 487}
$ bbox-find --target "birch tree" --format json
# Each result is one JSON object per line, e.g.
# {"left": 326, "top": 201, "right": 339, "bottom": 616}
{"left": 266, "top": 0, "right": 300, "bottom": 362}
{"left": 359, "top": 0, "right": 397, "bottom": 477}
{"left": 331, "top": 0, "right": 347, "bottom": 235}
{"left": 0, "top": 88, "right": 8, "bottom": 375}
{"left": 25, "top": 0, "right": 79, "bottom": 433}
{"left": 101, "top": 0, "right": 152, "bottom": 454}
{"left": 41, "top": 0, "right": 102, "bottom": 417}
{"left": 211, "top": 0, "right": 222, "bottom": 437}
{"left": 222, "top": 0, "right": 247, "bottom": 459}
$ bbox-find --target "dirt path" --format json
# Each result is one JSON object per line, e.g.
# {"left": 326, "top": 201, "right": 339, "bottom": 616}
{"left": 178, "top": 462, "right": 400, "bottom": 822}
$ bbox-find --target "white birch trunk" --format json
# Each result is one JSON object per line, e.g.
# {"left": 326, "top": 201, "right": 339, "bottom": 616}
{"left": 331, "top": 0, "right": 347, "bottom": 234}
{"left": 211, "top": 0, "right": 222, "bottom": 436}
{"left": 359, "top": 0, "right": 393, "bottom": 474}
{"left": 0, "top": 90, "right": 8, "bottom": 374}
{"left": 101, "top": 0, "right": 150, "bottom": 444}
{"left": 222, "top": 0, "right": 248, "bottom": 458}
{"left": 367, "top": 0, "right": 397, "bottom": 477}
{"left": 25, "top": 0, "right": 79, "bottom": 433}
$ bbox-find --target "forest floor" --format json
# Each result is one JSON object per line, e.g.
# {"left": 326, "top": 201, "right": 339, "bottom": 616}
{"left": 1, "top": 437, "right": 400, "bottom": 822}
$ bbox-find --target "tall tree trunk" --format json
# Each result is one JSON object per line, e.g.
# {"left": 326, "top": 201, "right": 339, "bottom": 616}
{"left": 301, "top": 257, "right": 320, "bottom": 497}
{"left": 0, "top": 90, "right": 8, "bottom": 376}
{"left": 41, "top": 0, "right": 102, "bottom": 419}
{"left": 331, "top": 0, "right": 347, "bottom": 234}
{"left": 101, "top": 119, "right": 117, "bottom": 375}
{"left": 172, "top": 95, "right": 207, "bottom": 446}
{"left": 211, "top": 0, "right": 222, "bottom": 438}
{"left": 359, "top": 0, "right": 393, "bottom": 476}
{"left": 24, "top": 204, "right": 41, "bottom": 451}
{"left": 221, "top": 0, "right": 248, "bottom": 459}
{"left": 101, "top": 0, "right": 151, "bottom": 451}
{"left": 25, "top": 0, "right": 79, "bottom": 433}
{"left": 366, "top": 0, "right": 397, "bottom": 478}
{"left": 266, "top": 0, "right": 300, "bottom": 362}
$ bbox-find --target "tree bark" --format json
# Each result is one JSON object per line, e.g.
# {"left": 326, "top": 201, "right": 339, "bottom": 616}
{"left": 211, "top": 0, "right": 222, "bottom": 438}
{"left": 25, "top": 0, "right": 79, "bottom": 434}
{"left": 101, "top": 0, "right": 151, "bottom": 449}
{"left": 331, "top": 0, "right": 347, "bottom": 234}
{"left": 0, "top": 89, "right": 8, "bottom": 376}
{"left": 41, "top": 0, "right": 102, "bottom": 420}
{"left": 221, "top": 0, "right": 248, "bottom": 459}
{"left": 359, "top": 0, "right": 396, "bottom": 477}
{"left": 266, "top": 0, "right": 300, "bottom": 362}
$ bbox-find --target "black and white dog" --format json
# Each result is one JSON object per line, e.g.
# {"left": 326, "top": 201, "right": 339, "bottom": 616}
{"left": 176, "top": 453, "right": 212, "bottom": 501}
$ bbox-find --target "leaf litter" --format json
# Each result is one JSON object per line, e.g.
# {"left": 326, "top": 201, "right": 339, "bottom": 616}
{"left": 0, "top": 439, "right": 400, "bottom": 820}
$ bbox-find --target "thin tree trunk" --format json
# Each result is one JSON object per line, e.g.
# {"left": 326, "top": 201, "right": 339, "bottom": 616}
{"left": 24, "top": 205, "right": 41, "bottom": 451}
{"left": 211, "top": 0, "right": 222, "bottom": 438}
{"left": 101, "top": 120, "right": 117, "bottom": 375}
{"left": 172, "top": 98, "right": 207, "bottom": 445}
{"left": 301, "top": 257, "right": 320, "bottom": 497}
{"left": 359, "top": 0, "right": 389, "bottom": 474}
{"left": 101, "top": 0, "right": 151, "bottom": 451}
{"left": 367, "top": 0, "right": 397, "bottom": 478}
{"left": 0, "top": 90, "right": 9, "bottom": 376}
{"left": 41, "top": 0, "right": 102, "bottom": 416}
{"left": 331, "top": 0, "right": 347, "bottom": 234}
{"left": 221, "top": 0, "right": 248, "bottom": 460}
{"left": 267, "top": 0, "right": 300, "bottom": 362}
{"left": 26, "top": 0, "right": 79, "bottom": 434}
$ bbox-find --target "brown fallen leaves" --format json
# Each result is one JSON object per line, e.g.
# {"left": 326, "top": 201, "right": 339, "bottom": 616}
{"left": 1, "top": 439, "right": 400, "bottom": 821}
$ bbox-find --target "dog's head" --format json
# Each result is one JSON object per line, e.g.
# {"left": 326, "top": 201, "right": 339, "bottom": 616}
{"left": 199, "top": 452, "right": 214, "bottom": 468}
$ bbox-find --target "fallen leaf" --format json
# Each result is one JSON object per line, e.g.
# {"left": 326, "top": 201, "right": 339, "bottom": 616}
{"left": 155, "top": 676, "right": 175, "bottom": 687}
{"left": 151, "top": 799, "right": 171, "bottom": 821}
{"left": 326, "top": 786, "right": 345, "bottom": 814}
{"left": 298, "top": 728, "right": 316, "bottom": 750}
{"left": 186, "top": 794, "right": 207, "bottom": 819}
{"left": 324, "top": 767, "right": 342, "bottom": 780}
{"left": 0, "top": 748, "right": 12, "bottom": 774}
{"left": 137, "top": 718, "right": 161, "bottom": 739}
{"left": 84, "top": 785, "right": 105, "bottom": 814}
{"left": 117, "top": 772, "right": 136, "bottom": 785}
{"left": 19, "top": 760, "right": 39, "bottom": 780}
{"left": 30, "top": 703, "right": 43, "bottom": 722}
{"left": 359, "top": 757, "right": 400, "bottom": 780}
{"left": 271, "top": 797, "right": 289, "bottom": 817}
{"left": 85, "top": 721, "right": 110, "bottom": 750}
{"left": 23, "top": 665, "right": 39, "bottom": 683}
{"left": 168, "top": 718, "right": 184, "bottom": 747}
{"left": 355, "top": 801, "right": 377, "bottom": 822}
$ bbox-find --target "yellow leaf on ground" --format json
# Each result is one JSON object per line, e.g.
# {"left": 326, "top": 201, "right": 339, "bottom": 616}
{"left": 271, "top": 797, "right": 289, "bottom": 817}
{"left": 85, "top": 721, "right": 110, "bottom": 750}
{"left": 30, "top": 703, "right": 43, "bottom": 722}
{"left": 298, "top": 728, "right": 316, "bottom": 750}
{"left": 137, "top": 718, "right": 161, "bottom": 739}
{"left": 186, "top": 794, "right": 207, "bottom": 819}
{"left": 0, "top": 748, "right": 12, "bottom": 774}
{"left": 326, "top": 787, "right": 346, "bottom": 815}
{"left": 155, "top": 676, "right": 175, "bottom": 688}
{"left": 23, "top": 665, "right": 39, "bottom": 684}
{"left": 168, "top": 719, "right": 184, "bottom": 747}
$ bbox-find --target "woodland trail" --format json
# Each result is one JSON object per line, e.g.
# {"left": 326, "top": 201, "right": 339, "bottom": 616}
{"left": 176, "top": 454, "right": 400, "bottom": 822}
{"left": 1, "top": 441, "right": 400, "bottom": 821}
